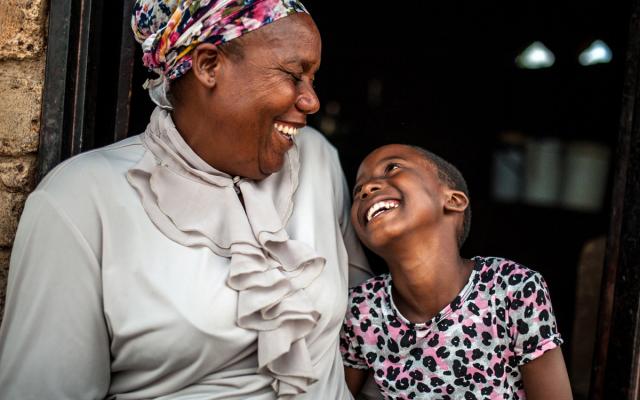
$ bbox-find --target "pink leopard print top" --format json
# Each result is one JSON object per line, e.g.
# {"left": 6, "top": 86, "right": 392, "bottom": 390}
{"left": 340, "top": 257, "right": 563, "bottom": 400}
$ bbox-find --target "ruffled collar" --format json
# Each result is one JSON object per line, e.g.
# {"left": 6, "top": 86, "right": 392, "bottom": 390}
{"left": 127, "top": 107, "right": 325, "bottom": 397}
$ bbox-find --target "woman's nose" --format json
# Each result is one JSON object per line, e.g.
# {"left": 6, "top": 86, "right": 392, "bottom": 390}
{"left": 296, "top": 81, "right": 320, "bottom": 115}
{"left": 359, "top": 181, "right": 381, "bottom": 200}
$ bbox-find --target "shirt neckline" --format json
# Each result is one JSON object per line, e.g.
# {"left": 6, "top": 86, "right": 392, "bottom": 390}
{"left": 385, "top": 256, "right": 484, "bottom": 330}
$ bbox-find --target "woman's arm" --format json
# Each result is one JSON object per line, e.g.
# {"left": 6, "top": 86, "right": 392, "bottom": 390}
{"left": 345, "top": 366, "right": 368, "bottom": 397}
{"left": 521, "top": 347, "right": 573, "bottom": 400}
{"left": 0, "top": 193, "right": 110, "bottom": 399}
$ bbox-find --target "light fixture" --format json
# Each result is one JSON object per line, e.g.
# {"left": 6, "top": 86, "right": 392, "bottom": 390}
{"left": 579, "top": 40, "right": 612, "bottom": 66}
{"left": 515, "top": 41, "right": 556, "bottom": 69}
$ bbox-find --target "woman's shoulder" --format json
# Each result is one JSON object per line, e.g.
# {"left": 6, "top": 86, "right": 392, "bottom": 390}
{"left": 295, "top": 126, "right": 339, "bottom": 162}
{"left": 293, "top": 127, "right": 346, "bottom": 195}
{"left": 30, "top": 135, "right": 146, "bottom": 216}
{"left": 38, "top": 135, "right": 145, "bottom": 193}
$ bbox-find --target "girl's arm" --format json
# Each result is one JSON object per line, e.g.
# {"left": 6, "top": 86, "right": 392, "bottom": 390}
{"left": 345, "top": 366, "right": 368, "bottom": 397}
{"left": 521, "top": 347, "right": 573, "bottom": 400}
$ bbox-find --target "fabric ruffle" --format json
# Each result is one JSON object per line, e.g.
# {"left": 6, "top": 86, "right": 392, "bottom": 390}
{"left": 127, "top": 108, "right": 325, "bottom": 396}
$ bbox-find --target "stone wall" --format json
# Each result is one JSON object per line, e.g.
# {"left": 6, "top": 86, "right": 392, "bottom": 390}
{"left": 0, "top": 0, "right": 48, "bottom": 321}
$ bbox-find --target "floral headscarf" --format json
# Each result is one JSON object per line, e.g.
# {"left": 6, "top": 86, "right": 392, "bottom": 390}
{"left": 131, "top": 0, "right": 308, "bottom": 109}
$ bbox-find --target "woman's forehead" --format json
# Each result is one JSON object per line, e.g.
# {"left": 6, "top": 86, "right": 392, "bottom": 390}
{"left": 243, "top": 14, "right": 321, "bottom": 67}
{"left": 249, "top": 13, "right": 319, "bottom": 47}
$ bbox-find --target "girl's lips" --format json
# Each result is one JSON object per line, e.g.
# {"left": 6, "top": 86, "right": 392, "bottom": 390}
{"left": 365, "top": 199, "right": 400, "bottom": 224}
{"left": 359, "top": 196, "right": 401, "bottom": 226}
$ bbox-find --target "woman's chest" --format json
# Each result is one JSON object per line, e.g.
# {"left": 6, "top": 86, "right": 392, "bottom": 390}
{"left": 100, "top": 196, "right": 349, "bottom": 367}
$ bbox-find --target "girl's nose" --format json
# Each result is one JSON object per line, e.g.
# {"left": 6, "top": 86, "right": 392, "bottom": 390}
{"left": 359, "top": 181, "right": 381, "bottom": 200}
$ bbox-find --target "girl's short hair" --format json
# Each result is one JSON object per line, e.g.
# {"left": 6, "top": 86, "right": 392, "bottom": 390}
{"left": 411, "top": 146, "right": 471, "bottom": 247}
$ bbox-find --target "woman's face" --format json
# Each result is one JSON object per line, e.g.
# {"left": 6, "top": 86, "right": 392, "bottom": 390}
{"left": 206, "top": 13, "right": 321, "bottom": 180}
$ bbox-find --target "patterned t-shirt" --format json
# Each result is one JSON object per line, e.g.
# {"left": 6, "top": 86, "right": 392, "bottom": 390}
{"left": 340, "top": 256, "right": 563, "bottom": 400}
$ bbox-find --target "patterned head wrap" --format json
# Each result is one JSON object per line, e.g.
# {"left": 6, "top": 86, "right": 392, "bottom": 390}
{"left": 132, "top": 0, "right": 308, "bottom": 109}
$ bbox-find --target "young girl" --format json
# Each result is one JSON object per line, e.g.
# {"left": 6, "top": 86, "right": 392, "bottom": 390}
{"left": 340, "top": 144, "right": 572, "bottom": 399}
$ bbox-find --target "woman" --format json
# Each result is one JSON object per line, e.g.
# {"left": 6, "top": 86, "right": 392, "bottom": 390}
{"left": 0, "top": 1, "right": 373, "bottom": 398}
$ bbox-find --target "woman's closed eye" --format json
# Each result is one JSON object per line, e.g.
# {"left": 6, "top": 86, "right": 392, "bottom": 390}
{"left": 290, "top": 73, "right": 316, "bottom": 89}
{"left": 282, "top": 68, "right": 306, "bottom": 83}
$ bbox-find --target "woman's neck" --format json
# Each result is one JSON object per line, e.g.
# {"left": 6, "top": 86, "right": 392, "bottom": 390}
{"left": 382, "top": 234, "right": 473, "bottom": 323}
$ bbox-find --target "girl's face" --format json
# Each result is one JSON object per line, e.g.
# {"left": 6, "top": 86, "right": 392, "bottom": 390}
{"left": 199, "top": 13, "right": 321, "bottom": 180}
{"left": 351, "top": 144, "right": 447, "bottom": 252}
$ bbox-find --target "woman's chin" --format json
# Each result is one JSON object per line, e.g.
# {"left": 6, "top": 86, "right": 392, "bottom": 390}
{"left": 257, "top": 158, "right": 286, "bottom": 179}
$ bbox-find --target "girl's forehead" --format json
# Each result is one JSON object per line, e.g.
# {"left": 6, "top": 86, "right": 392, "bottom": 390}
{"left": 357, "top": 145, "right": 433, "bottom": 177}
{"left": 362, "top": 144, "right": 415, "bottom": 164}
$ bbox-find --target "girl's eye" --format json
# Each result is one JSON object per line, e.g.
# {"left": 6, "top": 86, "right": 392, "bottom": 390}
{"left": 353, "top": 184, "right": 362, "bottom": 198}
{"left": 385, "top": 163, "right": 400, "bottom": 173}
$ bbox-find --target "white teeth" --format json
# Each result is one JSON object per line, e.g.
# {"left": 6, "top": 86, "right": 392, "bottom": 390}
{"left": 366, "top": 200, "right": 399, "bottom": 222}
{"left": 274, "top": 123, "right": 299, "bottom": 137}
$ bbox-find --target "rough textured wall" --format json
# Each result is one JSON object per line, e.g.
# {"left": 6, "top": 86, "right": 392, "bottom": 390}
{"left": 0, "top": 0, "right": 48, "bottom": 321}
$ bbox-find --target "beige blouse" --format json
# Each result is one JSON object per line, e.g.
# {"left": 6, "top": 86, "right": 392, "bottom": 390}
{"left": 0, "top": 109, "right": 372, "bottom": 399}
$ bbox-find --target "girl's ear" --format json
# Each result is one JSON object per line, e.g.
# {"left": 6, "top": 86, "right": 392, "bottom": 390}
{"left": 190, "top": 43, "right": 221, "bottom": 89}
{"left": 444, "top": 189, "right": 469, "bottom": 213}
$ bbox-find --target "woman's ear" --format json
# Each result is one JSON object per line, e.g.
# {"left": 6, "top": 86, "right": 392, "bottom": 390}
{"left": 444, "top": 189, "right": 469, "bottom": 213}
{"left": 190, "top": 43, "right": 221, "bottom": 89}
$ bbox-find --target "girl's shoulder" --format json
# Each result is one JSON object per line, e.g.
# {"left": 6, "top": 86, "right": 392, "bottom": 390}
{"left": 473, "top": 257, "right": 552, "bottom": 305}
{"left": 349, "top": 274, "right": 389, "bottom": 296}
{"left": 475, "top": 256, "right": 542, "bottom": 285}
{"left": 347, "top": 274, "right": 390, "bottom": 310}
{"left": 345, "top": 274, "right": 389, "bottom": 322}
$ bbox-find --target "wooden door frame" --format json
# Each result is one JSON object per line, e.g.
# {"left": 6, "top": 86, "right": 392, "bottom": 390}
{"left": 37, "top": 0, "right": 135, "bottom": 181}
{"left": 590, "top": 0, "right": 640, "bottom": 398}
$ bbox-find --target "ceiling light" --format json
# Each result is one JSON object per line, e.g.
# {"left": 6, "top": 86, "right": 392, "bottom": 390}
{"left": 579, "top": 40, "right": 612, "bottom": 66}
{"left": 516, "top": 41, "right": 555, "bottom": 69}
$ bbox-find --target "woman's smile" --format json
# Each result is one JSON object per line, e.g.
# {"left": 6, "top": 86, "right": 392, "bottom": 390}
{"left": 274, "top": 122, "right": 301, "bottom": 140}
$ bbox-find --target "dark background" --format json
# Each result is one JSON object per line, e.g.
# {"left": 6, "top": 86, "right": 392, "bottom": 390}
{"left": 116, "top": 0, "right": 632, "bottom": 393}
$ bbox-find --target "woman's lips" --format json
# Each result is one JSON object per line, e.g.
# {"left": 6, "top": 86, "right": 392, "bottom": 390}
{"left": 274, "top": 122, "right": 304, "bottom": 141}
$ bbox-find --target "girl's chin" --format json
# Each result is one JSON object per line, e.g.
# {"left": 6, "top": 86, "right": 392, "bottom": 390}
{"left": 361, "top": 225, "right": 407, "bottom": 250}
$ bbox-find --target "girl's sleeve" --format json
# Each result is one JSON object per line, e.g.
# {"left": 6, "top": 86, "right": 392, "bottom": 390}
{"left": 0, "top": 192, "right": 111, "bottom": 399}
{"left": 510, "top": 271, "right": 564, "bottom": 365}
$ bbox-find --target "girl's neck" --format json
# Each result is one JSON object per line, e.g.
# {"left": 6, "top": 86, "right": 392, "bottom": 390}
{"left": 382, "top": 235, "right": 474, "bottom": 324}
